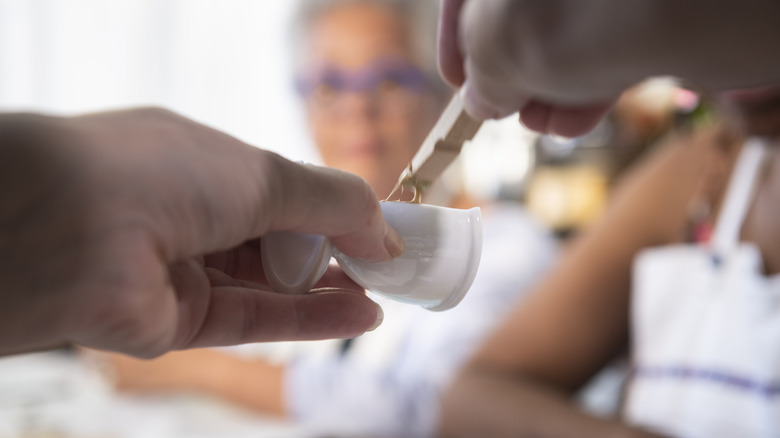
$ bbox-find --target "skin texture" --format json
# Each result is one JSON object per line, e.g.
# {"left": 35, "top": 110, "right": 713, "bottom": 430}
{"left": 438, "top": 0, "right": 780, "bottom": 137}
{"left": 0, "top": 108, "right": 406, "bottom": 358}
{"left": 93, "top": 2, "right": 445, "bottom": 419}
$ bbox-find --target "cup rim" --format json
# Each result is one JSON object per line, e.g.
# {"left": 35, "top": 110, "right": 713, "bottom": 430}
{"left": 420, "top": 206, "right": 482, "bottom": 311}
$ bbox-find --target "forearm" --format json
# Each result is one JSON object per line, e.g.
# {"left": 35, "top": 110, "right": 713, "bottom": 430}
{"left": 439, "top": 366, "right": 659, "bottom": 438}
{"left": 198, "top": 353, "right": 287, "bottom": 417}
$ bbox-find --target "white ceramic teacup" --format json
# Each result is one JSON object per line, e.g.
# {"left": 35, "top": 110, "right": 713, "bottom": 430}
{"left": 261, "top": 202, "right": 482, "bottom": 311}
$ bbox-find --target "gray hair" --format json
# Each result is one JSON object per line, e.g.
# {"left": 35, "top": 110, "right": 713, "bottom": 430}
{"left": 289, "top": 0, "right": 443, "bottom": 85}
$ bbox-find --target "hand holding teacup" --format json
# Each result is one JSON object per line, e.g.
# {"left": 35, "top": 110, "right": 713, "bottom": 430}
{"left": 262, "top": 202, "right": 482, "bottom": 311}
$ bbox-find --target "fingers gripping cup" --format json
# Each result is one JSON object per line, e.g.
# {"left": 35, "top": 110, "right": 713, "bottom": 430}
{"left": 336, "top": 202, "right": 482, "bottom": 310}
{"left": 261, "top": 202, "right": 482, "bottom": 311}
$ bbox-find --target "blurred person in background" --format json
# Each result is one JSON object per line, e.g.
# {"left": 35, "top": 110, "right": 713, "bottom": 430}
{"left": 440, "top": 99, "right": 780, "bottom": 438}
{"left": 93, "top": 1, "right": 558, "bottom": 437}
{"left": 437, "top": 1, "right": 780, "bottom": 436}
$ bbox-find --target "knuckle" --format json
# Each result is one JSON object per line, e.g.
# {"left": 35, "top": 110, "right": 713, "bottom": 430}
{"left": 83, "top": 282, "right": 173, "bottom": 358}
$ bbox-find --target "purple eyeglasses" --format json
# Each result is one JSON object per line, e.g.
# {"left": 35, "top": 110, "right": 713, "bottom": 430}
{"left": 295, "top": 58, "right": 430, "bottom": 99}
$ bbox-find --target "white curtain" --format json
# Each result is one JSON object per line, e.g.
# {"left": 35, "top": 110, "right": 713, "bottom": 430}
{"left": 0, "top": 0, "right": 316, "bottom": 160}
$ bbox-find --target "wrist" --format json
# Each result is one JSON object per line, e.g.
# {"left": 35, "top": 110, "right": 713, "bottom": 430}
{"left": 0, "top": 113, "right": 87, "bottom": 354}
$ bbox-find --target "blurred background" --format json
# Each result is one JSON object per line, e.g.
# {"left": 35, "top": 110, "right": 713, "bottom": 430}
{"left": 0, "top": 0, "right": 691, "bottom": 235}
{"left": 0, "top": 1, "right": 696, "bottom": 437}
{"left": 0, "top": 0, "right": 312, "bottom": 158}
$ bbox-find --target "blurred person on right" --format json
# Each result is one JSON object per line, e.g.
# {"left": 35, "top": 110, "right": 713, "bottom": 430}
{"left": 438, "top": 19, "right": 780, "bottom": 438}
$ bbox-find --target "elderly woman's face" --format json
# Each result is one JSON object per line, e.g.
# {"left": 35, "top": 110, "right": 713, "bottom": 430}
{"left": 299, "top": 3, "right": 440, "bottom": 199}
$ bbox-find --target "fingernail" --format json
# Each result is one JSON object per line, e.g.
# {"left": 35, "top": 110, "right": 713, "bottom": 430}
{"left": 366, "top": 303, "right": 384, "bottom": 332}
{"left": 383, "top": 223, "right": 405, "bottom": 259}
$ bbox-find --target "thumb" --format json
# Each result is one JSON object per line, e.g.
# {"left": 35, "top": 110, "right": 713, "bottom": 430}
{"left": 265, "top": 158, "right": 405, "bottom": 262}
